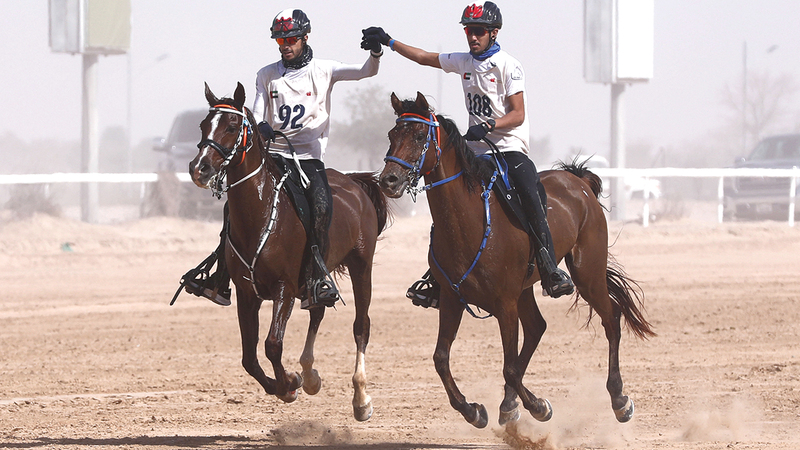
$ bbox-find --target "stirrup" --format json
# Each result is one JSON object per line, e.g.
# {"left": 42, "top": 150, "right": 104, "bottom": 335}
{"left": 541, "top": 268, "right": 575, "bottom": 298}
{"left": 406, "top": 269, "right": 440, "bottom": 309}
{"left": 535, "top": 247, "right": 574, "bottom": 299}
{"left": 301, "top": 279, "right": 340, "bottom": 310}
{"left": 300, "top": 245, "right": 341, "bottom": 310}
{"left": 171, "top": 253, "right": 231, "bottom": 306}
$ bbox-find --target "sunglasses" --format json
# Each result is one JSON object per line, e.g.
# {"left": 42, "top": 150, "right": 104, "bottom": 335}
{"left": 276, "top": 36, "right": 301, "bottom": 46}
{"left": 464, "top": 26, "right": 489, "bottom": 37}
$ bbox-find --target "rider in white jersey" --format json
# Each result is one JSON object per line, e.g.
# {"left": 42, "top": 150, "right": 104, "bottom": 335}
{"left": 362, "top": 1, "right": 574, "bottom": 304}
{"left": 181, "top": 8, "right": 382, "bottom": 309}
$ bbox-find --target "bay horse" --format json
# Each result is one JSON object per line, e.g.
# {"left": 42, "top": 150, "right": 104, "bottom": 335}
{"left": 189, "top": 82, "right": 389, "bottom": 421}
{"left": 379, "top": 92, "right": 654, "bottom": 428}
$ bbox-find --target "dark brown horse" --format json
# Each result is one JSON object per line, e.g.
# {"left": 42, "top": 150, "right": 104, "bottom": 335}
{"left": 379, "top": 92, "right": 654, "bottom": 428}
{"left": 189, "top": 83, "right": 389, "bottom": 421}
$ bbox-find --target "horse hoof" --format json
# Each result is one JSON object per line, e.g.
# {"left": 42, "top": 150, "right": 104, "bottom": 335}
{"left": 467, "top": 403, "right": 489, "bottom": 429}
{"left": 353, "top": 399, "right": 373, "bottom": 422}
{"left": 302, "top": 369, "right": 322, "bottom": 395}
{"left": 498, "top": 405, "right": 521, "bottom": 426}
{"left": 614, "top": 397, "right": 634, "bottom": 423}
{"left": 532, "top": 398, "right": 553, "bottom": 422}
{"left": 277, "top": 389, "right": 298, "bottom": 403}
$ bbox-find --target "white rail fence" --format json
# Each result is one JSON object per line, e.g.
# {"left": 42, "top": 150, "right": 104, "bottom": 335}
{"left": 0, "top": 168, "right": 798, "bottom": 227}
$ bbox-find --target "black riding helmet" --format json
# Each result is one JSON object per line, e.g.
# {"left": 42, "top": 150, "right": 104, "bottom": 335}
{"left": 459, "top": 1, "right": 502, "bottom": 29}
{"left": 270, "top": 9, "right": 311, "bottom": 39}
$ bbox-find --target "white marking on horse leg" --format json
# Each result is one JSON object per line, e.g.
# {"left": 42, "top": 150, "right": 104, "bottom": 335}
{"left": 352, "top": 349, "right": 372, "bottom": 421}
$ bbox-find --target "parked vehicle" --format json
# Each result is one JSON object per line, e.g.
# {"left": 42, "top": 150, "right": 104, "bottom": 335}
{"left": 141, "top": 109, "right": 222, "bottom": 220}
{"left": 723, "top": 134, "right": 800, "bottom": 220}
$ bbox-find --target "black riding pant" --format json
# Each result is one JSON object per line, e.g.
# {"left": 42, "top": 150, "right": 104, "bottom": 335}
{"left": 299, "top": 159, "right": 333, "bottom": 278}
{"left": 501, "top": 151, "right": 556, "bottom": 260}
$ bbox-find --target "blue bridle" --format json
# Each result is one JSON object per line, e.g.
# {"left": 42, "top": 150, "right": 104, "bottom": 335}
{"left": 384, "top": 113, "right": 462, "bottom": 202}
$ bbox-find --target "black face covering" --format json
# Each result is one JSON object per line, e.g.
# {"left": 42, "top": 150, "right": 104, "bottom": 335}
{"left": 283, "top": 43, "right": 313, "bottom": 70}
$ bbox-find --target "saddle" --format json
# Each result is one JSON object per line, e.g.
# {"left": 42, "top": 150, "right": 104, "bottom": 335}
{"left": 270, "top": 153, "right": 312, "bottom": 234}
{"left": 478, "top": 152, "right": 534, "bottom": 237}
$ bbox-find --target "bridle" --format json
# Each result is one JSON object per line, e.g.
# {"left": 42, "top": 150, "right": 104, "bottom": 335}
{"left": 197, "top": 104, "right": 262, "bottom": 199}
{"left": 384, "top": 112, "right": 462, "bottom": 202}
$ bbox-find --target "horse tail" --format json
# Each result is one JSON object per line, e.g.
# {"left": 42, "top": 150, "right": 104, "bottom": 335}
{"left": 556, "top": 160, "right": 603, "bottom": 199}
{"left": 347, "top": 172, "right": 391, "bottom": 235}
{"left": 606, "top": 256, "right": 656, "bottom": 339}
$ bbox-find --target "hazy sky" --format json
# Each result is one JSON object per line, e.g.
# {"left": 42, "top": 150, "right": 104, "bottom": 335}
{"left": 2, "top": 0, "right": 799, "bottom": 168}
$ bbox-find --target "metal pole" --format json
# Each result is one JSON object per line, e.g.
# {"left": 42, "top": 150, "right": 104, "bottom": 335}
{"left": 81, "top": 53, "right": 99, "bottom": 223}
{"left": 742, "top": 41, "right": 747, "bottom": 155}
{"left": 610, "top": 82, "right": 626, "bottom": 221}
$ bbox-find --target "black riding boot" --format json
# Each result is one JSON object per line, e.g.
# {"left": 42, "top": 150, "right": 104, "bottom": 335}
{"left": 299, "top": 160, "right": 340, "bottom": 310}
{"left": 177, "top": 203, "right": 232, "bottom": 306}
{"left": 407, "top": 269, "right": 441, "bottom": 309}
{"left": 504, "top": 152, "right": 574, "bottom": 298}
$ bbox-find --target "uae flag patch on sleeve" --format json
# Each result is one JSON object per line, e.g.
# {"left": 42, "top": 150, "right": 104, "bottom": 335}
{"left": 463, "top": 72, "right": 471, "bottom": 80}
{"left": 270, "top": 90, "right": 279, "bottom": 99}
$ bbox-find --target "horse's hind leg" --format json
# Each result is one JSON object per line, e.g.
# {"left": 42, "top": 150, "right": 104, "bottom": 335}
{"left": 346, "top": 256, "right": 374, "bottom": 422}
{"left": 568, "top": 254, "right": 634, "bottom": 422}
{"left": 434, "top": 299, "right": 488, "bottom": 428}
{"left": 499, "top": 288, "right": 550, "bottom": 425}
{"left": 236, "top": 291, "right": 278, "bottom": 396}
{"left": 497, "top": 291, "right": 552, "bottom": 424}
{"left": 299, "top": 307, "right": 325, "bottom": 396}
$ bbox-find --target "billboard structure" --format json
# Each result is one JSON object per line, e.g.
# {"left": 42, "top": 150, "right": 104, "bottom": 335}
{"left": 49, "top": 0, "right": 131, "bottom": 222}
{"left": 584, "top": 0, "right": 653, "bottom": 220}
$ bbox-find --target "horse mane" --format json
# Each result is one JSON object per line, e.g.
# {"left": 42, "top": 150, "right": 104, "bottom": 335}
{"left": 211, "top": 95, "right": 278, "bottom": 174}
{"left": 395, "top": 99, "right": 494, "bottom": 192}
{"left": 555, "top": 159, "right": 603, "bottom": 199}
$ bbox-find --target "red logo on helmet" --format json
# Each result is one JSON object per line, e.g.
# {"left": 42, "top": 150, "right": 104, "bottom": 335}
{"left": 275, "top": 17, "right": 294, "bottom": 32}
{"left": 465, "top": 4, "right": 484, "bottom": 19}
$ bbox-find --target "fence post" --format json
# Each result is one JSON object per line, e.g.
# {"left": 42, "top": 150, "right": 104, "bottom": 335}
{"left": 642, "top": 176, "right": 650, "bottom": 227}
{"left": 717, "top": 176, "right": 724, "bottom": 224}
{"left": 789, "top": 168, "right": 797, "bottom": 227}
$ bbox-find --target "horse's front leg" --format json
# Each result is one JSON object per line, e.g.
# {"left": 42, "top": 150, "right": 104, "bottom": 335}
{"left": 236, "top": 289, "right": 278, "bottom": 395}
{"left": 435, "top": 296, "right": 487, "bottom": 428}
{"left": 298, "top": 307, "right": 325, "bottom": 396}
{"left": 264, "top": 287, "right": 303, "bottom": 403}
{"left": 497, "top": 289, "right": 552, "bottom": 424}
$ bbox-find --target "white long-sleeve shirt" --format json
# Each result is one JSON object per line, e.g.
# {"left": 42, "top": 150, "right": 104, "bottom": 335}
{"left": 252, "top": 54, "right": 380, "bottom": 161}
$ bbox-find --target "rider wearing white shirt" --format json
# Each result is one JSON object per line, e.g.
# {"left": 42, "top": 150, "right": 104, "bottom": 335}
{"left": 362, "top": 1, "right": 574, "bottom": 303}
{"left": 181, "top": 8, "right": 381, "bottom": 310}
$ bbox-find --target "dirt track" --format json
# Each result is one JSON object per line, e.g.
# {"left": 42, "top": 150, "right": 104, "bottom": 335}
{"left": 1, "top": 212, "right": 799, "bottom": 449}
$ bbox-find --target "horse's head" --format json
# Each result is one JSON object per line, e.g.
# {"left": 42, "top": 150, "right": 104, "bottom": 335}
{"left": 190, "top": 82, "right": 254, "bottom": 195}
{"left": 379, "top": 92, "right": 442, "bottom": 199}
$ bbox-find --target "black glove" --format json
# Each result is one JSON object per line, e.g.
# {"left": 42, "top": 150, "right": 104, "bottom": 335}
{"left": 361, "top": 26, "right": 391, "bottom": 46}
{"left": 464, "top": 123, "right": 489, "bottom": 141}
{"left": 361, "top": 35, "right": 382, "bottom": 53}
{"left": 258, "top": 121, "right": 275, "bottom": 143}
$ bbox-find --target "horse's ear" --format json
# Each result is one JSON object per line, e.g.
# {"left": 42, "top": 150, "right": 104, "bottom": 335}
{"left": 233, "top": 82, "right": 246, "bottom": 110}
{"left": 414, "top": 91, "right": 430, "bottom": 112}
{"left": 204, "top": 82, "right": 218, "bottom": 106}
{"left": 390, "top": 92, "right": 403, "bottom": 115}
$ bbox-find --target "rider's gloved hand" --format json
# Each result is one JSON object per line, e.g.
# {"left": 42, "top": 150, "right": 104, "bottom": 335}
{"left": 258, "top": 121, "right": 275, "bottom": 143}
{"left": 361, "top": 35, "right": 383, "bottom": 54}
{"left": 361, "top": 27, "right": 392, "bottom": 46}
{"left": 464, "top": 123, "right": 489, "bottom": 141}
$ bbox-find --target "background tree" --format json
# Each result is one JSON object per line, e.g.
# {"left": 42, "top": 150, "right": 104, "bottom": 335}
{"left": 721, "top": 70, "right": 798, "bottom": 158}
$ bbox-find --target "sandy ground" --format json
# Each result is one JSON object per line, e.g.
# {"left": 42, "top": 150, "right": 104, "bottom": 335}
{"left": 0, "top": 208, "right": 799, "bottom": 450}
